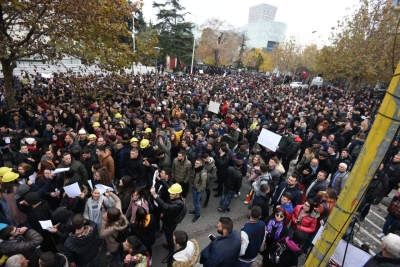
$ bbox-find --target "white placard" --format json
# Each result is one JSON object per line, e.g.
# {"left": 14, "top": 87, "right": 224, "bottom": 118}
{"left": 5, "top": 137, "right": 10, "bottom": 144}
{"left": 39, "top": 220, "right": 53, "bottom": 231}
{"left": 28, "top": 173, "right": 37, "bottom": 182}
{"left": 199, "top": 70, "right": 203, "bottom": 74}
{"left": 152, "top": 170, "right": 159, "bottom": 187}
{"left": 51, "top": 167, "right": 70, "bottom": 174}
{"left": 256, "top": 129, "right": 282, "bottom": 152}
{"left": 208, "top": 101, "right": 220, "bottom": 114}
{"left": 95, "top": 184, "right": 114, "bottom": 195}
{"left": 88, "top": 180, "right": 93, "bottom": 190}
{"left": 63, "top": 182, "right": 81, "bottom": 197}
{"left": 331, "top": 240, "right": 372, "bottom": 267}
{"left": 41, "top": 73, "right": 52, "bottom": 78}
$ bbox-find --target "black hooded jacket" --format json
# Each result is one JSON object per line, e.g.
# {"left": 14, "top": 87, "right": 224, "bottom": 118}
{"left": 52, "top": 207, "right": 75, "bottom": 244}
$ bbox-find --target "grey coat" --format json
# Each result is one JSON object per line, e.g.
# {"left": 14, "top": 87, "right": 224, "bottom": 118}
{"left": 83, "top": 192, "right": 117, "bottom": 234}
{"left": 328, "top": 171, "right": 349, "bottom": 194}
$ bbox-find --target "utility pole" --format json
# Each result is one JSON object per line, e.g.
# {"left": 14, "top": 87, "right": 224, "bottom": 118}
{"left": 306, "top": 61, "right": 400, "bottom": 265}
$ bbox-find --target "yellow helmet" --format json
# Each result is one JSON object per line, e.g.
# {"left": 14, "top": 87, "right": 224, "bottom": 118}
{"left": 140, "top": 139, "right": 150, "bottom": 149}
{"left": 2, "top": 172, "right": 19, "bottom": 183}
{"left": 88, "top": 134, "right": 97, "bottom": 140}
{"left": 130, "top": 137, "right": 139, "bottom": 143}
{"left": 115, "top": 113, "right": 122, "bottom": 119}
{"left": 92, "top": 122, "right": 100, "bottom": 127}
{"left": 144, "top": 128, "right": 152, "bottom": 133}
{"left": 0, "top": 167, "right": 12, "bottom": 176}
{"left": 168, "top": 183, "right": 183, "bottom": 194}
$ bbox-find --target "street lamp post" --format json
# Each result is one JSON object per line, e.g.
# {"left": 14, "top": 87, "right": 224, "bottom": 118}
{"left": 155, "top": 47, "right": 161, "bottom": 106}
{"left": 132, "top": 12, "right": 136, "bottom": 78}
{"left": 188, "top": 13, "right": 197, "bottom": 75}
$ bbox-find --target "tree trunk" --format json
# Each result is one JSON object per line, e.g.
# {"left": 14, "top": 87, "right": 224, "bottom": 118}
{"left": 1, "top": 59, "right": 16, "bottom": 109}
{"left": 214, "top": 50, "right": 220, "bottom": 67}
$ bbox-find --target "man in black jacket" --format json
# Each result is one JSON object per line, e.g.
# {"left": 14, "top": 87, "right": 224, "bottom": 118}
{"left": 219, "top": 160, "right": 243, "bottom": 213}
{"left": 271, "top": 173, "right": 302, "bottom": 208}
{"left": 23, "top": 192, "right": 58, "bottom": 253}
{"left": 385, "top": 154, "right": 400, "bottom": 196}
{"left": 63, "top": 214, "right": 99, "bottom": 267}
{"left": 0, "top": 226, "right": 43, "bottom": 267}
{"left": 126, "top": 148, "right": 146, "bottom": 187}
{"left": 150, "top": 183, "right": 185, "bottom": 263}
{"left": 151, "top": 167, "right": 173, "bottom": 237}
{"left": 213, "top": 146, "right": 231, "bottom": 197}
{"left": 305, "top": 171, "right": 328, "bottom": 202}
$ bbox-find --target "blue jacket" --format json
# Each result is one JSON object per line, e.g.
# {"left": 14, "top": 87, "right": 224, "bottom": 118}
{"left": 271, "top": 182, "right": 302, "bottom": 207}
{"left": 200, "top": 230, "right": 241, "bottom": 267}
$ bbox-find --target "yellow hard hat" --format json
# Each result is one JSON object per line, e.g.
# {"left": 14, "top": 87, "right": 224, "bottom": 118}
{"left": 168, "top": 183, "right": 183, "bottom": 194}
{"left": 115, "top": 113, "right": 122, "bottom": 119}
{"left": 140, "top": 139, "right": 149, "bottom": 149}
{"left": 88, "top": 134, "right": 97, "bottom": 140}
{"left": 2, "top": 172, "right": 19, "bottom": 183}
{"left": 130, "top": 137, "right": 139, "bottom": 143}
{"left": 0, "top": 167, "right": 12, "bottom": 176}
{"left": 92, "top": 122, "right": 100, "bottom": 127}
{"left": 144, "top": 128, "right": 152, "bottom": 133}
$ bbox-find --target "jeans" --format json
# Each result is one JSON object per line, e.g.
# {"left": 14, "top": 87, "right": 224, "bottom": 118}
{"left": 382, "top": 212, "right": 400, "bottom": 235}
{"left": 219, "top": 187, "right": 235, "bottom": 211}
{"left": 192, "top": 188, "right": 203, "bottom": 216}
{"left": 110, "top": 244, "right": 123, "bottom": 262}
{"left": 77, "top": 252, "right": 100, "bottom": 267}
{"left": 0, "top": 199, "right": 10, "bottom": 222}
{"left": 163, "top": 223, "right": 177, "bottom": 255}
{"left": 235, "top": 259, "right": 253, "bottom": 267}
{"left": 178, "top": 182, "right": 189, "bottom": 198}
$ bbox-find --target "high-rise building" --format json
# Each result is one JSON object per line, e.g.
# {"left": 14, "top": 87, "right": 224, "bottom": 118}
{"left": 248, "top": 3, "right": 277, "bottom": 22}
{"left": 242, "top": 3, "right": 287, "bottom": 52}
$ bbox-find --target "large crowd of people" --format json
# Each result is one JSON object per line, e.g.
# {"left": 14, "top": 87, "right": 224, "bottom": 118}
{"left": 0, "top": 70, "right": 399, "bottom": 267}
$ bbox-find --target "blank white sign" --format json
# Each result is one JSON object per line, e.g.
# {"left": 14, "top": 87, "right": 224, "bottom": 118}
{"left": 208, "top": 101, "right": 220, "bottom": 114}
{"left": 257, "top": 129, "right": 282, "bottom": 152}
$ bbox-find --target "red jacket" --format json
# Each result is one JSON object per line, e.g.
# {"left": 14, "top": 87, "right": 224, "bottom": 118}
{"left": 290, "top": 204, "right": 318, "bottom": 233}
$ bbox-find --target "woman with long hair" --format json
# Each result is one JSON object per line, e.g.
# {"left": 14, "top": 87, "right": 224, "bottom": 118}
{"left": 131, "top": 207, "right": 158, "bottom": 259}
{"left": 16, "top": 163, "right": 34, "bottom": 184}
{"left": 93, "top": 168, "right": 114, "bottom": 188}
{"left": 169, "top": 133, "right": 180, "bottom": 161}
{"left": 290, "top": 199, "right": 319, "bottom": 236}
{"left": 0, "top": 172, "right": 27, "bottom": 225}
{"left": 125, "top": 188, "right": 150, "bottom": 223}
{"left": 52, "top": 134, "right": 65, "bottom": 148}
{"left": 295, "top": 147, "right": 315, "bottom": 172}
{"left": 261, "top": 207, "right": 289, "bottom": 264}
{"left": 100, "top": 190, "right": 128, "bottom": 263}
{"left": 118, "top": 176, "right": 136, "bottom": 214}
{"left": 84, "top": 188, "right": 117, "bottom": 237}
{"left": 246, "top": 155, "right": 264, "bottom": 197}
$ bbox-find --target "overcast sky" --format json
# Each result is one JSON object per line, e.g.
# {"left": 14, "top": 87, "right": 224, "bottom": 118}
{"left": 142, "top": 0, "right": 362, "bottom": 46}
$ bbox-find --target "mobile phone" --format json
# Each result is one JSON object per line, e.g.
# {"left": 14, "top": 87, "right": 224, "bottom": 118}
{"left": 208, "top": 234, "right": 215, "bottom": 241}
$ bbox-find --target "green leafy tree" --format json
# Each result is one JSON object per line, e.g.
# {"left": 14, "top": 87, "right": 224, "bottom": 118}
{"left": 316, "top": 0, "right": 400, "bottom": 89}
{"left": 234, "top": 35, "right": 246, "bottom": 68}
{"left": 0, "top": 0, "right": 145, "bottom": 108}
{"left": 153, "top": 0, "right": 194, "bottom": 71}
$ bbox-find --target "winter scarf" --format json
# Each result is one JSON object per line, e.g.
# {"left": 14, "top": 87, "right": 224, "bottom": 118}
{"left": 267, "top": 219, "right": 284, "bottom": 240}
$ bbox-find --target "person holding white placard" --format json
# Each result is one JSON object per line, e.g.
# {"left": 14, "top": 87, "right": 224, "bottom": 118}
{"left": 23, "top": 192, "right": 58, "bottom": 253}
{"left": 60, "top": 177, "right": 88, "bottom": 215}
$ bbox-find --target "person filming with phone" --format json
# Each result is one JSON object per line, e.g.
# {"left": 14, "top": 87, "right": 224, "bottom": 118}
{"left": 200, "top": 217, "right": 241, "bottom": 267}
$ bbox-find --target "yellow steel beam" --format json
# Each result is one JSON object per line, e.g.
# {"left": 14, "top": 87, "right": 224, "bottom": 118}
{"left": 305, "top": 62, "right": 400, "bottom": 266}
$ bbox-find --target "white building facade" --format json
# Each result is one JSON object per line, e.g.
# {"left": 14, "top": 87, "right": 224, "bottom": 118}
{"left": 242, "top": 3, "right": 287, "bottom": 51}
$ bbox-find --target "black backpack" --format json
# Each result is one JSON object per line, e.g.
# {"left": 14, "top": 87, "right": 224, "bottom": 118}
{"left": 114, "top": 225, "right": 131, "bottom": 243}
{"left": 173, "top": 198, "right": 187, "bottom": 223}
{"left": 351, "top": 143, "right": 362, "bottom": 158}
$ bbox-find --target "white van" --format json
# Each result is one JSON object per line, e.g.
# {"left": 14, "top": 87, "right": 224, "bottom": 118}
{"left": 310, "top": 77, "right": 324, "bottom": 87}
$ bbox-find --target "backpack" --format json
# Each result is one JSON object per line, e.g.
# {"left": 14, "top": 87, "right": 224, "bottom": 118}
{"left": 199, "top": 169, "right": 211, "bottom": 188}
{"left": 173, "top": 198, "right": 187, "bottom": 223}
{"left": 114, "top": 225, "right": 131, "bottom": 243}
{"left": 351, "top": 143, "right": 362, "bottom": 157}
{"left": 269, "top": 242, "right": 287, "bottom": 261}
